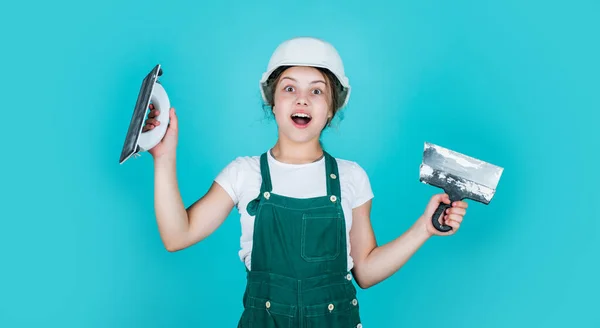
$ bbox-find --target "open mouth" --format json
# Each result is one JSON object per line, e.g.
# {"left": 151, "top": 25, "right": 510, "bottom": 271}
{"left": 291, "top": 112, "right": 312, "bottom": 127}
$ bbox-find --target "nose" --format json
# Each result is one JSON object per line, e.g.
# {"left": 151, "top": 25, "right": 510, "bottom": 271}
{"left": 296, "top": 95, "right": 308, "bottom": 106}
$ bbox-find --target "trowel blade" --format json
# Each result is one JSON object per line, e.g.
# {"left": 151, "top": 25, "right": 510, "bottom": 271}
{"left": 419, "top": 142, "right": 504, "bottom": 204}
{"left": 119, "top": 64, "right": 162, "bottom": 164}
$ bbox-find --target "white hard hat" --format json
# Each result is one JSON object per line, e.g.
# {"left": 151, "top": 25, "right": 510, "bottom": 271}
{"left": 259, "top": 37, "right": 351, "bottom": 109}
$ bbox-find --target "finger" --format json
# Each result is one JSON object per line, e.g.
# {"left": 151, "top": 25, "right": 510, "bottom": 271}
{"left": 446, "top": 214, "right": 463, "bottom": 223}
{"left": 453, "top": 201, "right": 468, "bottom": 209}
{"left": 147, "top": 109, "right": 159, "bottom": 118}
{"left": 429, "top": 194, "right": 448, "bottom": 214}
{"left": 149, "top": 103, "right": 154, "bottom": 110}
{"left": 446, "top": 207, "right": 466, "bottom": 216}
{"left": 444, "top": 217, "right": 461, "bottom": 230}
{"left": 145, "top": 118, "right": 160, "bottom": 126}
{"left": 435, "top": 193, "right": 450, "bottom": 205}
{"left": 168, "top": 107, "right": 177, "bottom": 130}
{"left": 142, "top": 124, "right": 154, "bottom": 132}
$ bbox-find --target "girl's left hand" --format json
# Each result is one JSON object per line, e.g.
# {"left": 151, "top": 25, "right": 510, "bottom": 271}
{"left": 418, "top": 193, "right": 468, "bottom": 237}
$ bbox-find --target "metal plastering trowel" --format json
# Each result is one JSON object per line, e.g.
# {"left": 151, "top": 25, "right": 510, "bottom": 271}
{"left": 119, "top": 64, "right": 170, "bottom": 164}
{"left": 419, "top": 142, "right": 504, "bottom": 232}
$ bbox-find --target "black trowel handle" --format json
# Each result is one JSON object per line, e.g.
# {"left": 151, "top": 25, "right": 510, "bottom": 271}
{"left": 431, "top": 202, "right": 453, "bottom": 233}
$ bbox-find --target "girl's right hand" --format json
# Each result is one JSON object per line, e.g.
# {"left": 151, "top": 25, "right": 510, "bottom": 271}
{"left": 142, "top": 103, "right": 178, "bottom": 160}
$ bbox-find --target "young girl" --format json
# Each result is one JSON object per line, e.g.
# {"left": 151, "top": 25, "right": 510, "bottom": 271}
{"left": 144, "top": 37, "right": 468, "bottom": 327}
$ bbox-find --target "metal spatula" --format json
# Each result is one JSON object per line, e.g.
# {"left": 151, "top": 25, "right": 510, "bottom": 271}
{"left": 419, "top": 142, "right": 504, "bottom": 232}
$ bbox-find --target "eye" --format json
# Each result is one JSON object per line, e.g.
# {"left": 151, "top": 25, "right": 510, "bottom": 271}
{"left": 312, "top": 89, "right": 323, "bottom": 95}
{"left": 284, "top": 86, "right": 295, "bottom": 92}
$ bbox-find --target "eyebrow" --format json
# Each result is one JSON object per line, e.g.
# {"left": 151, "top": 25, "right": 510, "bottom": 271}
{"left": 281, "top": 76, "right": 327, "bottom": 85}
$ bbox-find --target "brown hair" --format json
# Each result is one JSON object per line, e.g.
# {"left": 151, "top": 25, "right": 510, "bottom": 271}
{"left": 262, "top": 65, "right": 345, "bottom": 129}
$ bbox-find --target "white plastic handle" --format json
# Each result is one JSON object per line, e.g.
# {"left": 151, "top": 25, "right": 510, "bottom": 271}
{"left": 138, "top": 82, "right": 170, "bottom": 152}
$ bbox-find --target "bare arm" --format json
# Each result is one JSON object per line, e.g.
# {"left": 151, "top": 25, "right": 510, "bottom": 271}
{"left": 154, "top": 156, "right": 234, "bottom": 252}
{"left": 349, "top": 194, "right": 468, "bottom": 289}
{"left": 349, "top": 199, "right": 431, "bottom": 289}
{"left": 145, "top": 106, "right": 235, "bottom": 252}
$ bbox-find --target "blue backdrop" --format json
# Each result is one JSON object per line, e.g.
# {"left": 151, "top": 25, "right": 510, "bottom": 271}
{"left": 2, "top": 0, "right": 598, "bottom": 327}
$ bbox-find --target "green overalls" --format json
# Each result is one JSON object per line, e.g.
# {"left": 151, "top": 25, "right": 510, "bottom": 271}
{"left": 238, "top": 151, "right": 363, "bottom": 328}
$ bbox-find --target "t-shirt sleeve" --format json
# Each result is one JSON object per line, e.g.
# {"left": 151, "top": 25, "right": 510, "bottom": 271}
{"left": 351, "top": 162, "right": 374, "bottom": 209}
{"left": 214, "top": 157, "right": 243, "bottom": 205}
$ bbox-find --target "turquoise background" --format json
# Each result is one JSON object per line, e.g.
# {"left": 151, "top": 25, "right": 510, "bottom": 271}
{"left": 2, "top": 0, "right": 598, "bottom": 326}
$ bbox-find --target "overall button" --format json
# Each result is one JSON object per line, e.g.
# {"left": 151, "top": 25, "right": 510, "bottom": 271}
{"left": 328, "top": 303, "right": 334, "bottom": 311}
{"left": 330, "top": 195, "right": 337, "bottom": 202}
{"left": 263, "top": 192, "right": 270, "bottom": 199}
{"left": 352, "top": 299, "right": 358, "bottom": 306}
{"left": 357, "top": 324, "right": 362, "bottom": 328}
{"left": 265, "top": 301, "right": 271, "bottom": 308}
{"left": 346, "top": 273, "right": 352, "bottom": 280}
{"left": 330, "top": 173, "right": 337, "bottom": 179}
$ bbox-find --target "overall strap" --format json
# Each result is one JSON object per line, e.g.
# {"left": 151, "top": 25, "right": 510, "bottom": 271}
{"left": 258, "top": 152, "right": 273, "bottom": 193}
{"left": 324, "top": 151, "right": 341, "bottom": 200}
{"left": 246, "top": 152, "right": 272, "bottom": 217}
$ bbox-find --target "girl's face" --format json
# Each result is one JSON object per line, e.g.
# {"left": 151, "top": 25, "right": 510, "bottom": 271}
{"left": 272, "top": 66, "right": 333, "bottom": 144}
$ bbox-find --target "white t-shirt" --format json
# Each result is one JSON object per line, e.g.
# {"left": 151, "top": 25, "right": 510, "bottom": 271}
{"left": 214, "top": 150, "right": 374, "bottom": 272}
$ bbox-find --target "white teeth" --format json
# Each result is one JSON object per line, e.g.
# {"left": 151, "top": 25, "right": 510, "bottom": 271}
{"left": 292, "top": 113, "right": 311, "bottom": 118}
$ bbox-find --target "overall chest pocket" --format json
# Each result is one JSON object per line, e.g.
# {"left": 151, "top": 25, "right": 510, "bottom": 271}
{"left": 301, "top": 213, "right": 342, "bottom": 262}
